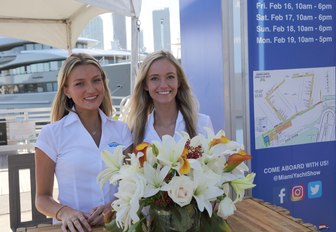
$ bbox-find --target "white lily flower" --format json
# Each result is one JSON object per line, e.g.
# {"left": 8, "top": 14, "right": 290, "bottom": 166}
{"left": 234, "top": 161, "right": 250, "bottom": 172}
{"left": 112, "top": 173, "right": 146, "bottom": 230}
{"left": 143, "top": 162, "right": 170, "bottom": 197}
{"left": 231, "top": 173, "right": 256, "bottom": 202}
{"left": 189, "top": 134, "right": 203, "bottom": 147}
{"left": 205, "top": 127, "right": 217, "bottom": 138}
{"left": 193, "top": 169, "right": 224, "bottom": 217}
{"left": 97, "top": 127, "right": 256, "bottom": 230}
{"left": 129, "top": 152, "right": 142, "bottom": 168}
{"left": 155, "top": 135, "right": 187, "bottom": 170}
{"left": 198, "top": 133, "right": 212, "bottom": 154}
{"left": 188, "top": 158, "right": 202, "bottom": 171}
{"left": 97, "top": 147, "right": 124, "bottom": 187}
{"left": 222, "top": 182, "right": 231, "bottom": 196}
{"left": 139, "top": 146, "right": 158, "bottom": 168}
{"left": 210, "top": 141, "right": 242, "bottom": 156}
{"left": 102, "top": 146, "right": 124, "bottom": 169}
{"left": 221, "top": 172, "right": 242, "bottom": 183}
{"left": 178, "top": 131, "right": 190, "bottom": 139}
{"left": 203, "top": 156, "right": 227, "bottom": 175}
{"left": 217, "top": 196, "right": 236, "bottom": 219}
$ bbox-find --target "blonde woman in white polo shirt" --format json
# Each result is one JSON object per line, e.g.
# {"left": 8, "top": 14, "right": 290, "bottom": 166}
{"left": 124, "top": 50, "right": 213, "bottom": 146}
{"left": 35, "top": 53, "right": 133, "bottom": 232}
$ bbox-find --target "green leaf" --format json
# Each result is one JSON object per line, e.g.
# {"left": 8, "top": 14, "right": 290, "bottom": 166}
{"left": 128, "top": 217, "right": 148, "bottom": 232}
{"left": 149, "top": 204, "right": 200, "bottom": 232}
{"left": 175, "top": 204, "right": 200, "bottom": 231}
{"left": 152, "top": 144, "right": 159, "bottom": 156}
{"left": 105, "top": 217, "right": 148, "bottom": 232}
{"left": 200, "top": 212, "right": 232, "bottom": 232}
{"left": 105, "top": 205, "right": 231, "bottom": 232}
{"left": 104, "top": 219, "right": 124, "bottom": 232}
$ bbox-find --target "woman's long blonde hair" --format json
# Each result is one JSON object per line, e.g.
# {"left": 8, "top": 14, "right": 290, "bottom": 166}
{"left": 51, "top": 53, "right": 113, "bottom": 122}
{"left": 124, "top": 50, "right": 198, "bottom": 146}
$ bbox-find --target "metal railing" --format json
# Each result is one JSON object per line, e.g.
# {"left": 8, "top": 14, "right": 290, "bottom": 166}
{"left": 0, "top": 97, "right": 127, "bottom": 152}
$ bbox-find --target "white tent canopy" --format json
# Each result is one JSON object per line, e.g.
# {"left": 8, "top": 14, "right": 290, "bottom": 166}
{"left": 0, "top": 0, "right": 141, "bottom": 50}
{"left": 0, "top": 0, "right": 141, "bottom": 86}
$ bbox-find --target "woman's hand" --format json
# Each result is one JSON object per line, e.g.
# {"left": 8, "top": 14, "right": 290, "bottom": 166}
{"left": 58, "top": 206, "right": 92, "bottom": 232}
{"left": 86, "top": 205, "right": 108, "bottom": 226}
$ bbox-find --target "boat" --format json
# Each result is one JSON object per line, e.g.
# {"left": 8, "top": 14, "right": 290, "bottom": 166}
{"left": 0, "top": 36, "right": 146, "bottom": 110}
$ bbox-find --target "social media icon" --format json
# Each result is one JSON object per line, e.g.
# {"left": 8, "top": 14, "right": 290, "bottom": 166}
{"left": 291, "top": 185, "right": 304, "bottom": 201}
{"left": 278, "top": 188, "right": 286, "bottom": 204}
{"left": 308, "top": 181, "right": 322, "bottom": 199}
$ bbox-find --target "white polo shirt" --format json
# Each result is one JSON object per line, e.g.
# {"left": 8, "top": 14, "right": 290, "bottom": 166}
{"left": 143, "top": 111, "right": 214, "bottom": 143}
{"left": 35, "top": 109, "right": 132, "bottom": 216}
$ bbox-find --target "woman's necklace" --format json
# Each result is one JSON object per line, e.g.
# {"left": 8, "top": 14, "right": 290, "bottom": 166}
{"left": 90, "top": 122, "right": 101, "bottom": 136}
{"left": 79, "top": 113, "right": 101, "bottom": 146}
{"left": 85, "top": 118, "right": 101, "bottom": 136}
{"left": 89, "top": 123, "right": 101, "bottom": 147}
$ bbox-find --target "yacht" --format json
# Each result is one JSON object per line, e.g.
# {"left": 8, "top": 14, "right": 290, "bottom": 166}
{"left": 0, "top": 37, "right": 145, "bottom": 109}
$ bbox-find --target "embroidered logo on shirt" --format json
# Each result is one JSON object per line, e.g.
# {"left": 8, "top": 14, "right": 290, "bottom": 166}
{"left": 108, "top": 142, "right": 120, "bottom": 147}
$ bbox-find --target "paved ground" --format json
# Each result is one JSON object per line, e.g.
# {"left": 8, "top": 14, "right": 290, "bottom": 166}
{"left": 0, "top": 192, "right": 31, "bottom": 232}
{"left": 0, "top": 193, "right": 11, "bottom": 232}
{"left": 0, "top": 168, "right": 58, "bottom": 231}
{"left": 0, "top": 168, "right": 32, "bottom": 232}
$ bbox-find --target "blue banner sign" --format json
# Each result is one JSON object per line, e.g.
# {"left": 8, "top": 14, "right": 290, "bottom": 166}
{"left": 248, "top": 0, "right": 335, "bottom": 230}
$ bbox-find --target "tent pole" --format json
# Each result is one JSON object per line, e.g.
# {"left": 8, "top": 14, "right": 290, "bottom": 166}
{"left": 66, "top": 20, "right": 72, "bottom": 54}
{"left": 130, "top": 16, "right": 139, "bottom": 93}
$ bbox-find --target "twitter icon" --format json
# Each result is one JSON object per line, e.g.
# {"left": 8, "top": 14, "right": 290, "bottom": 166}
{"left": 308, "top": 181, "right": 322, "bottom": 199}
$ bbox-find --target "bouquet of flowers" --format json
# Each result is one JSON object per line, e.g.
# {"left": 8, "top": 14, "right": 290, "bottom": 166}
{"left": 98, "top": 128, "right": 256, "bottom": 232}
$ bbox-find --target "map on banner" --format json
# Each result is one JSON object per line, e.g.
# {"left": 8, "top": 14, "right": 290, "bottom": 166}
{"left": 254, "top": 66, "right": 336, "bottom": 149}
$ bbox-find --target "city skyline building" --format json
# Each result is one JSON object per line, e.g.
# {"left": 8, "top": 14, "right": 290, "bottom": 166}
{"left": 79, "top": 8, "right": 174, "bottom": 54}
{"left": 111, "top": 14, "right": 127, "bottom": 50}
{"left": 80, "top": 16, "right": 104, "bottom": 49}
{"left": 152, "top": 8, "right": 171, "bottom": 51}
{"left": 139, "top": 30, "right": 145, "bottom": 52}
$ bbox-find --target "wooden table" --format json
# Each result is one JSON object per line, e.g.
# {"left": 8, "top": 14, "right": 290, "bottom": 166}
{"left": 27, "top": 198, "right": 317, "bottom": 232}
{"left": 227, "top": 198, "right": 317, "bottom": 231}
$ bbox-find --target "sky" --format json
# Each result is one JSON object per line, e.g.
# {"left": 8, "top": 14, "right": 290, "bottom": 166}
{"left": 101, "top": 0, "right": 180, "bottom": 56}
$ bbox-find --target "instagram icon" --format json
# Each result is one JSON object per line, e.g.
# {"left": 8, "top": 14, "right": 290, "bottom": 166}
{"left": 291, "top": 185, "right": 304, "bottom": 201}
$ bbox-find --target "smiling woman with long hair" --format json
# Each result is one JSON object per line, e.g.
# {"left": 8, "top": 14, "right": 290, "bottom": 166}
{"left": 35, "top": 53, "right": 133, "bottom": 232}
{"left": 124, "top": 50, "right": 213, "bottom": 146}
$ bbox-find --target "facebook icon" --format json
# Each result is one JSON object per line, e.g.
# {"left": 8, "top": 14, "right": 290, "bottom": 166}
{"left": 278, "top": 188, "right": 286, "bottom": 204}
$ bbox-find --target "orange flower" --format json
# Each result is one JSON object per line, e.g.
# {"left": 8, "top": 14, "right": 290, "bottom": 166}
{"left": 209, "top": 135, "right": 230, "bottom": 148}
{"left": 134, "top": 142, "right": 152, "bottom": 167}
{"left": 224, "top": 150, "right": 252, "bottom": 172}
{"left": 178, "top": 147, "right": 190, "bottom": 174}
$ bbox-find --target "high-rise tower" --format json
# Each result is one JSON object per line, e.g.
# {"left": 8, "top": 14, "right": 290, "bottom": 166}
{"left": 152, "top": 8, "right": 171, "bottom": 51}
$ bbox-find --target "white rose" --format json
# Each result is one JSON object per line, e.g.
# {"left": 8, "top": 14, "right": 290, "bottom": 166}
{"left": 162, "top": 175, "right": 194, "bottom": 207}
